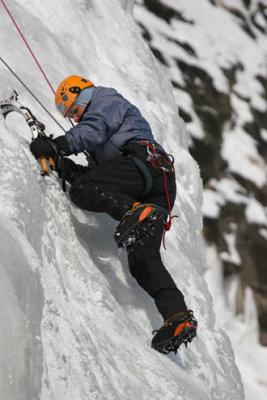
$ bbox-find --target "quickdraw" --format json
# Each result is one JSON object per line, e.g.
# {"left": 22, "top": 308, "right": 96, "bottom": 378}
{"left": 143, "top": 141, "right": 174, "bottom": 173}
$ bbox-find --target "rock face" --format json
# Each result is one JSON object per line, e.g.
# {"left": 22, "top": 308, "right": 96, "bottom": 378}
{"left": 135, "top": 0, "right": 267, "bottom": 345}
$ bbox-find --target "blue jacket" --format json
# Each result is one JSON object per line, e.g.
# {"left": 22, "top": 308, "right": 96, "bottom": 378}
{"left": 65, "top": 87, "right": 155, "bottom": 163}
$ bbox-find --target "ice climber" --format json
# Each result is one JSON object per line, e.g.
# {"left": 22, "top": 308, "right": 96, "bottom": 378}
{"left": 30, "top": 75, "right": 197, "bottom": 354}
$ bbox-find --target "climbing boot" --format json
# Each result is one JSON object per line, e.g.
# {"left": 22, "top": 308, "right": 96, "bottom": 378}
{"left": 151, "top": 310, "right": 197, "bottom": 354}
{"left": 114, "top": 202, "right": 166, "bottom": 250}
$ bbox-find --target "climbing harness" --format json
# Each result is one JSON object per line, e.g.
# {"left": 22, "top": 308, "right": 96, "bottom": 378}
{"left": 137, "top": 140, "right": 178, "bottom": 249}
{"left": 119, "top": 140, "right": 177, "bottom": 250}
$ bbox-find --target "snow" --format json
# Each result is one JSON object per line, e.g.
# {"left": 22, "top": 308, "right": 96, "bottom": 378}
{"left": 202, "top": 189, "right": 225, "bottom": 218}
{"left": 259, "top": 228, "right": 267, "bottom": 240}
{"left": 245, "top": 197, "right": 267, "bottom": 225}
{"left": 222, "top": 128, "right": 267, "bottom": 188}
{"left": 260, "top": 128, "right": 267, "bottom": 142}
{"left": 202, "top": 178, "right": 249, "bottom": 219}
{"left": 174, "top": 89, "right": 205, "bottom": 141}
{"left": 0, "top": 0, "right": 247, "bottom": 399}
{"left": 220, "top": 227, "right": 241, "bottom": 266}
{"left": 211, "top": 178, "right": 248, "bottom": 205}
{"left": 202, "top": 179, "right": 267, "bottom": 228}
{"left": 231, "top": 93, "right": 253, "bottom": 126}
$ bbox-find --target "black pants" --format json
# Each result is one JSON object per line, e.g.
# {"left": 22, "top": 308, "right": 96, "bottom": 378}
{"left": 69, "top": 144, "right": 187, "bottom": 320}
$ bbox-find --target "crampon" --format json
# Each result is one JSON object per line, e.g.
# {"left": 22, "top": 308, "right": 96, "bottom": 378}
{"left": 114, "top": 204, "right": 166, "bottom": 251}
{"left": 151, "top": 310, "right": 197, "bottom": 354}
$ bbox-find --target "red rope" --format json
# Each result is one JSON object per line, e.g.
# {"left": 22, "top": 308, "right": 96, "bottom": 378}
{"left": 162, "top": 170, "right": 178, "bottom": 250}
{"left": 1, "top": 0, "right": 55, "bottom": 95}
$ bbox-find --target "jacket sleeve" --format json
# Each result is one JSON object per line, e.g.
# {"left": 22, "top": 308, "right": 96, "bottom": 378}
{"left": 65, "top": 113, "right": 111, "bottom": 154}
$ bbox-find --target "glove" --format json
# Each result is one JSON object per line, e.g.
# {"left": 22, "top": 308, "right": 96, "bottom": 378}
{"left": 30, "top": 135, "right": 72, "bottom": 160}
{"left": 53, "top": 135, "right": 72, "bottom": 156}
{"left": 30, "top": 137, "right": 57, "bottom": 160}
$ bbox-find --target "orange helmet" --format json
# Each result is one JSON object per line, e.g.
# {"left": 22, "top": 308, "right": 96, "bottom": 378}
{"left": 55, "top": 75, "right": 94, "bottom": 117}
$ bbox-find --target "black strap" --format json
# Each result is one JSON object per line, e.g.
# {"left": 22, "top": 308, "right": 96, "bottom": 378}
{"left": 60, "top": 156, "right": 67, "bottom": 192}
{"left": 56, "top": 155, "right": 67, "bottom": 192}
{"left": 131, "top": 156, "right": 153, "bottom": 197}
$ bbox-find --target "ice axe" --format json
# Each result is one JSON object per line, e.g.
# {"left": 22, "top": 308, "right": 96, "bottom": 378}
{"left": 0, "top": 90, "right": 56, "bottom": 175}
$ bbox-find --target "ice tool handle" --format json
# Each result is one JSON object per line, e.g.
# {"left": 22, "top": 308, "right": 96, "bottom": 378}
{"left": 0, "top": 91, "right": 56, "bottom": 175}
